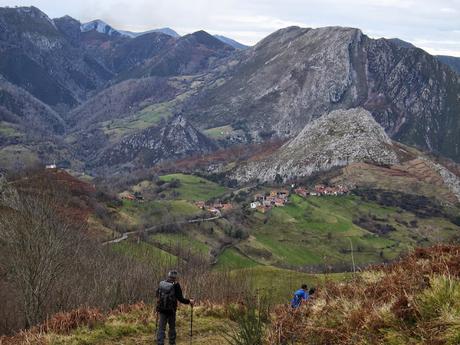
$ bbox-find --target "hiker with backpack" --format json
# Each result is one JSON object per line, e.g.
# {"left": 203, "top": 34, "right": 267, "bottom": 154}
{"left": 156, "top": 270, "right": 194, "bottom": 345}
{"left": 290, "top": 284, "right": 315, "bottom": 309}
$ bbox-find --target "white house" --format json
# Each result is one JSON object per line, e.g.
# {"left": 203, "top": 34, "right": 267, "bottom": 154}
{"left": 250, "top": 201, "right": 261, "bottom": 209}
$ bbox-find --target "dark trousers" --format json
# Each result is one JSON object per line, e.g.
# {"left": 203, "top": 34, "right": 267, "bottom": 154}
{"left": 157, "top": 312, "right": 176, "bottom": 345}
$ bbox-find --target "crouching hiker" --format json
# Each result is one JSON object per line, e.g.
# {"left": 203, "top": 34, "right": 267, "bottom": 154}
{"left": 156, "top": 270, "right": 194, "bottom": 345}
{"left": 290, "top": 284, "right": 315, "bottom": 309}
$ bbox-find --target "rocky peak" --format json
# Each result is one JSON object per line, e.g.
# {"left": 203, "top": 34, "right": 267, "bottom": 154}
{"left": 184, "top": 25, "right": 460, "bottom": 162}
{"left": 0, "top": 6, "right": 59, "bottom": 36}
{"left": 53, "top": 15, "right": 82, "bottom": 43}
{"left": 96, "top": 115, "right": 216, "bottom": 168}
{"left": 233, "top": 107, "right": 400, "bottom": 182}
{"left": 183, "top": 30, "right": 233, "bottom": 50}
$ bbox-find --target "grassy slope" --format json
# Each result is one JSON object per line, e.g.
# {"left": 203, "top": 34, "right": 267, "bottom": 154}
{"left": 7, "top": 247, "right": 460, "bottom": 345}
{"left": 237, "top": 194, "right": 460, "bottom": 268}
{"left": 119, "top": 199, "right": 202, "bottom": 227}
{"left": 0, "top": 145, "right": 40, "bottom": 169}
{"left": 234, "top": 265, "right": 350, "bottom": 303}
{"left": 268, "top": 245, "right": 460, "bottom": 345}
{"left": 106, "top": 174, "right": 459, "bottom": 306}
{"left": 203, "top": 125, "right": 235, "bottom": 139}
{"left": 113, "top": 187, "right": 459, "bottom": 273}
{"left": 101, "top": 101, "right": 175, "bottom": 142}
{"left": 26, "top": 304, "right": 230, "bottom": 345}
{"left": 112, "top": 241, "right": 179, "bottom": 266}
{"left": 150, "top": 232, "right": 210, "bottom": 255}
{"left": 115, "top": 174, "right": 229, "bottom": 230}
{"left": 159, "top": 173, "right": 228, "bottom": 201}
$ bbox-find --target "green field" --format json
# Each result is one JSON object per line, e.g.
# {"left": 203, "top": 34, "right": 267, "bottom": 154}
{"left": 235, "top": 194, "right": 460, "bottom": 269}
{"left": 101, "top": 101, "right": 175, "bottom": 142}
{"left": 115, "top": 189, "right": 460, "bottom": 273}
{"left": 112, "top": 241, "right": 178, "bottom": 266}
{"left": 0, "top": 144, "right": 40, "bottom": 170}
{"left": 0, "top": 122, "right": 22, "bottom": 138}
{"left": 150, "top": 233, "right": 210, "bottom": 255}
{"left": 159, "top": 173, "right": 228, "bottom": 201}
{"left": 215, "top": 247, "right": 259, "bottom": 270}
{"left": 120, "top": 199, "right": 202, "bottom": 227}
{"left": 111, "top": 173, "right": 460, "bottom": 291}
{"left": 203, "top": 125, "right": 235, "bottom": 139}
{"left": 235, "top": 265, "right": 350, "bottom": 303}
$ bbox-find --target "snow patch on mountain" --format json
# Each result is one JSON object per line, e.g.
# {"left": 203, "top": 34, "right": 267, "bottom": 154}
{"left": 80, "top": 19, "right": 121, "bottom": 36}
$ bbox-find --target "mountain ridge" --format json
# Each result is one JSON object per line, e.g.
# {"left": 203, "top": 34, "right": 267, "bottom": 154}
{"left": 0, "top": 6, "right": 459, "bottom": 174}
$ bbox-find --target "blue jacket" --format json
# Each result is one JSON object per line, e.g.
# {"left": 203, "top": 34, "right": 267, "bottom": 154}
{"left": 291, "top": 289, "right": 309, "bottom": 308}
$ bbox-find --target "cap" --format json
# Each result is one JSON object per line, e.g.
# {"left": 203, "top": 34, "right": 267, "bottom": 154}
{"left": 168, "top": 270, "right": 178, "bottom": 279}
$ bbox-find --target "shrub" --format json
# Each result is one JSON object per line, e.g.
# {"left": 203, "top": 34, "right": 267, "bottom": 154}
{"left": 221, "top": 295, "right": 271, "bottom": 345}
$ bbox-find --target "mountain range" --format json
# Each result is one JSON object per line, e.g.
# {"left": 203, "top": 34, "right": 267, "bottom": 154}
{"left": 0, "top": 6, "right": 459, "bottom": 183}
{"left": 79, "top": 18, "right": 247, "bottom": 49}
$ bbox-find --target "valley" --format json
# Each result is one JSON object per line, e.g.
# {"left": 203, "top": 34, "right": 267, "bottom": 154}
{"left": 0, "top": 4, "right": 459, "bottom": 344}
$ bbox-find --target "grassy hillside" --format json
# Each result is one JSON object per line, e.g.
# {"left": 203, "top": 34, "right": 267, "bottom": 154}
{"left": 159, "top": 173, "right": 228, "bottom": 201}
{"left": 268, "top": 245, "right": 460, "bottom": 345}
{"left": 1, "top": 303, "right": 231, "bottom": 345}
{"left": 109, "top": 175, "right": 460, "bottom": 273}
{"left": 227, "top": 193, "right": 460, "bottom": 270}
{"left": 5, "top": 246, "right": 459, "bottom": 345}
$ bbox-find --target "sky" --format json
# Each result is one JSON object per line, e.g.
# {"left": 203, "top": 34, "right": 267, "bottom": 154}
{"left": 1, "top": 0, "right": 459, "bottom": 56}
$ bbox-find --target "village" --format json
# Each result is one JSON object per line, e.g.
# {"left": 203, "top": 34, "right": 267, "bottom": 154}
{"left": 250, "top": 184, "right": 350, "bottom": 213}
{"left": 118, "top": 182, "right": 349, "bottom": 216}
{"left": 193, "top": 200, "right": 233, "bottom": 217}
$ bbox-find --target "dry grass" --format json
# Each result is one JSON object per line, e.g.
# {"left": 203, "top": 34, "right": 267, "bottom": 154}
{"left": 267, "top": 245, "right": 460, "bottom": 345}
{"left": 3, "top": 246, "right": 460, "bottom": 345}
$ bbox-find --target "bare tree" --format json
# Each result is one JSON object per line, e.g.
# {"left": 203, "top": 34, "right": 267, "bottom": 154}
{"left": 0, "top": 189, "right": 84, "bottom": 327}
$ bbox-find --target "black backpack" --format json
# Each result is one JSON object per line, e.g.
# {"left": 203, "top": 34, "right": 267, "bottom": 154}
{"left": 157, "top": 281, "right": 177, "bottom": 312}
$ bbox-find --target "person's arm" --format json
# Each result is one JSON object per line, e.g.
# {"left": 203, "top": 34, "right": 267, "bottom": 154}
{"left": 302, "top": 290, "right": 308, "bottom": 301}
{"left": 175, "top": 283, "right": 190, "bottom": 304}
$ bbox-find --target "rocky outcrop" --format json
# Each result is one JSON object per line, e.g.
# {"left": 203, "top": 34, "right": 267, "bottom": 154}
{"left": 98, "top": 115, "right": 216, "bottom": 168}
{"left": 233, "top": 108, "right": 400, "bottom": 182}
{"left": 419, "top": 157, "right": 460, "bottom": 202}
{"left": 184, "top": 26, "right": 460, "bottom": 162}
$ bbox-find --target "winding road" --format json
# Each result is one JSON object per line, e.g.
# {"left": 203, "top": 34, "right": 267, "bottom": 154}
{"left": 102, "top": 213, "right": 221, "bottom": 245}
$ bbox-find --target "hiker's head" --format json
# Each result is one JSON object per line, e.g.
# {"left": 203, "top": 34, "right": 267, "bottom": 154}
{"left": 301, "top": 284, "right": 308, "bottom": 290}
{"left": 309, "top": 287, "right": 316, "bottom": 295}
{"left": 168, "top": 270, "right": 178, "bottom": 281}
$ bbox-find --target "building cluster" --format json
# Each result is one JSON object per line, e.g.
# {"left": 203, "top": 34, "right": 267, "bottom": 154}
{"left": 120, "top": 191, "right": 144, "bottom": 202}
{"left": 294, "top": 184, "right": 349, "bottom": 197}
{"left": 194, "top": 201, "right": 233, "bottom": 216}
{"left": 250, "top": 190, "right": 289, "bottom": 213}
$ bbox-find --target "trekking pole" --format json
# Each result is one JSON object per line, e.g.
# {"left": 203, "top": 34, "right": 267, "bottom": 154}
{"left": 155, "top": 310, "right": 159, "bottom": 338}
{"left": 190, "top": 304, "right": 194, "bottom": 345}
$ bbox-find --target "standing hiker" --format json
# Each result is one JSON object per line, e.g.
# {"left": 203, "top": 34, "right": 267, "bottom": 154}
{"left": 156, "top": 270, "right": 194, "bottom": 345}
{"left": 290, "top": 284, "right": 311, "bottom": 309}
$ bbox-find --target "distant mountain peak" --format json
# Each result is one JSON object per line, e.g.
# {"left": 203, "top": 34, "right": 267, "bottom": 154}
{"left": 80, "top": 19, "right": 121, "bottom": 36}
{"left": 118, "top": 27, "right": 180, "bottom": 38}
{"left": 183, "top": 30, "right": 234, "bottom": 50}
